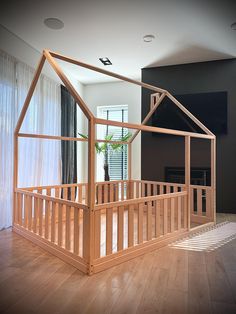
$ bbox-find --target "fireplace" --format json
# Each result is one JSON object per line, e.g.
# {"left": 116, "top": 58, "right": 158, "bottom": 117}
{"left": 165, "top": 167, "right": 211, "bottom": 186}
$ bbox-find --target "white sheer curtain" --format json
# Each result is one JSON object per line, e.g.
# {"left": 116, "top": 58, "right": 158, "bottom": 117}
{"left": 0, "top": 50, "right": 61, "bottom": 230}
{"left": 0, "top": 52, "right": 16, "bottom": 229}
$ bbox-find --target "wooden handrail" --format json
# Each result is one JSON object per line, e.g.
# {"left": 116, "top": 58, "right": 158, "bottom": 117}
{"left": 15, "top": 188, "right": 88, "bottom": 210}
{"left": 48, "top": 50, "right": 167, "bottom": 94}
{"left": 95, "top": 191, "right": 187, "bottom": 210}
{"left": 95, "top": 118, "right": 215, "bottom": 139}
{"left": 18, "top": 133, "right": 129, "bottom": 145}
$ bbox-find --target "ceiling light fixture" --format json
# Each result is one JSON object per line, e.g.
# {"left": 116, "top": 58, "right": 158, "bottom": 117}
{"left": 44, "top": 18, "right": 64, "bottom": 30}
{"left": 143, "top": 34, "right": 155, "bottom": 42}
{"left": 99, "top": 57, "right": 112, "bottom": 65}
{"left": 231, "top": 22, "right": 236, "bottom": 30}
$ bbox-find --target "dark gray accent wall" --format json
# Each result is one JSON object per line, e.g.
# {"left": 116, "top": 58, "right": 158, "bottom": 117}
{"left": 141, "top": 58, "right": 236, "bottom": 213}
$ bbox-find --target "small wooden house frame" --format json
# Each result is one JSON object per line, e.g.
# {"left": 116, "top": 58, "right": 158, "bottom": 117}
{"left": 13, "top": 50, "right": 216, "bottom": 275}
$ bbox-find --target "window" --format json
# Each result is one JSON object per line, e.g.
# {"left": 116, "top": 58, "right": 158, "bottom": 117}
{"left": 97, "top": 105, "right": 128, "bottom": 181}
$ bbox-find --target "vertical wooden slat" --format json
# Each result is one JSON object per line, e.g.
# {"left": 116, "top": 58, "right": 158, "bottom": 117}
{"left": 38, "top": 197, "right": 43, "bottom": 236}
{"left": 71, "top": 186, "right": 75, "bottom": 201}
{"left": 128, "top": 205, "right": 134, "bottom": 247}
{"left": 65, "top": 205, "right": 71, "bottom": 250}
{"left": 117, "top": 206, "right": 124, "bottom": 251}
{"left": 126, "top": 181, "right": 130, "bottom": 199}
{"left": 14, "top": 192, "right": 18, "bottom": 224}
{"left": 63, "top": 187, "right": 68, "bottom": 200}
{"left": 206, "top": 189, "right": 211, "bottom": 219}
{"left": 58, "top": 203, "right": 63, "bottom": 246}
{"left": 170, "top": 197, "right": 175, "bottom": 233}
{"left": 185, "top": 136, "right": 191, "bottom": 230}
{"left": 153, "top": 184, "right": 158, "bottom": 196}
{"left": 24, "top": 195, "right": 28, "bottom": 228}
{"left": 130, "top": 181, "right": 134, "bottom": 199}
{"left": 163, "top": 198, "right": 168, "bottom": 235}
{"left": 51, "top": 202, "right": 56, "bottom": 243}
{"left": 177, "top": 196, "right": 182, "bottom": 230}
{"left": 147, "top": 201, "right": 152, "bottom": 240}
{"left": 136, "top": 182, "right": 140, "bottom": 198}
{"left": 94, "top": 209, "right": 101, "bottom": 258}
{"left": 141, "top": 182, "right": 145, "bottom": 197}
{"left": 211, "top": 138, "right": 216, "bottom": 223}
{"left": 147, "top": 183, "right": 151, "bottom": 196}
{"left": 33, "top": 196, "right": 38, "bottom": 232}
{"left": 15, "top": 192, "right": 18, "bottom": 224}
{"left": 128, "top": 143, "right": 132, "bottom": 181}
{"left": 138, "top": 203, "right": 143, "bottom": 244}
{"left": 197, "top": 188, "right": 202, "bottom": 217}
{"left": 73, "top": 207, "right": 79, "bottom": 254}
{"left": 96, "top": 184, "right": 101, "bottom": 204}
{"left": 17, "top": 193, "right": 23, "bottom": 225}
{"left": 27, "top": 195, "right": 32, "bottom": 230}
{"left": 166, "top": 185, "right": 170, "bottom": 194}
{"left": 104, "top": 184, "right": 108, "bottom": 203}
{"left": 109, "top": 183, "right": 114, "bottom": 202}
{"left": 106, "top": 208, "right": 113, "bottom": 255}
{"left": 159, "top": 184, "right": 164, "bottom": 195}
{"left": 155, "top": 200, "right": 160, "bottom": 237}
{"left": 115, "top": 183, "right": 119, "bottom": 201}
{"left": 121, "top": 182, "right": 124, "bottom": 200}
{"left": 54, "top": 188, "right": 60, "bottom": 223}
{"left": 55, "top": 188, "right": 59, "bottom": 198}
{"left": 44, "top": 200, "right": 50, "bottom": 239}
{"left": 184, "top": 195, "right": 188, "bottom": 229}
{"left": 159, "top": 199, "right": 164, "bottom": 234}
{"left": 190, "top": 187, "right": 194, "bottom": 214}
{"left": 79, "top": 186, "right": 83, "bottom": 203}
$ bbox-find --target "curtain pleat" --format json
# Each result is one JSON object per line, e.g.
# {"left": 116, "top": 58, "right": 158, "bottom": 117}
{"left": 61, "top": 85, "right": 77, "bottom": 192}
{"left": 0, "top": 50, "right": 61, "bottom": 230}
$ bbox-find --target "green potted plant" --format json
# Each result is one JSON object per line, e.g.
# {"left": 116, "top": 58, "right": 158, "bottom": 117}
{"left": 78, "top": 132, "right": 132, "bottom": 181}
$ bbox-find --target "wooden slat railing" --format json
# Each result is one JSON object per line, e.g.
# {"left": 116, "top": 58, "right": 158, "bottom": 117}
{"left": 94, "top": 191, "right": 187, "bottom": 258}
{"left": 190, "top": 184, "right": 213, "bottom": 223}
{"left": 15, "top": 188, "right": 87, "bottom": 258}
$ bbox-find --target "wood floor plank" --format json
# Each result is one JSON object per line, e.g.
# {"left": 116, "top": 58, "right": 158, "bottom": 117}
{"left": 0, "top": 215, "right": 235, "bottom": 314}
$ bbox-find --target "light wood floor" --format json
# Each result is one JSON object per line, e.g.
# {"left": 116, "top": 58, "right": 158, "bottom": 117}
{"left": 0, "top": 214, "right": 236, "bottom": 314}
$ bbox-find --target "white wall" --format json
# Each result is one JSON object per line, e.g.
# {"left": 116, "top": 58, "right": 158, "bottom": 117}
{"left": 0, "top": 24, "right": 60, "bottom": 82}
{"left": 84, "top": 81, "right": 141, "bottom": 180}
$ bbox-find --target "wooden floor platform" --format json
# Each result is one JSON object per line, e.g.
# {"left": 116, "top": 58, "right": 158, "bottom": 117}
{"left": 0, "top": 214, "right": 235, "bottom": 314}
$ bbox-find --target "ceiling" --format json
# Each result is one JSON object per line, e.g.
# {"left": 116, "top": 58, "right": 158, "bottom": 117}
{"left": 1, "top": 0, "right": 236, "bottom": 84}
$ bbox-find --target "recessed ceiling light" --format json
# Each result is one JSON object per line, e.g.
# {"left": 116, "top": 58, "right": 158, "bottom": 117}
{"left": 231, "top": 22, "right": 236, "bottom": 30}
{"left": 143, "top": 34, "right": 155, "bottom": 42}
{"left": 44, "top": 18, "right": 64, "bottom": 30}
{"left": 99, "top": 57, "right": 112, "bottom": 65}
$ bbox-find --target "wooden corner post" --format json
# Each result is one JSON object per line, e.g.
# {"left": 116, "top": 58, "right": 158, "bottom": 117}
{"left": 185, "top": 136, "right": 191, "bottom": 230}
{"left": 83, "top": 118, "right": 96, "bottom": 274}
{"left": 211, "top": 137, "right": 216, "bottom": 223}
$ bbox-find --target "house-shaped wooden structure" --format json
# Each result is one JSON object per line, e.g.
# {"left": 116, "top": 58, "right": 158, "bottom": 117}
{"left": 13, "top": 50, "right": 216, "bottom": 275}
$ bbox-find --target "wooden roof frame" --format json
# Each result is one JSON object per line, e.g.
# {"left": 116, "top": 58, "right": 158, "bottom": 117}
{"left": 13, "top": 50, "right": 216, "bottom": 224}
{"left": 14, "top": 49, "right": 215, "bottom": 140}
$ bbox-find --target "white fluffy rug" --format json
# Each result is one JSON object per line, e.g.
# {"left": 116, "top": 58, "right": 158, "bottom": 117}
{"left": 169, "top": 221, "right": 236, "bottom": 252}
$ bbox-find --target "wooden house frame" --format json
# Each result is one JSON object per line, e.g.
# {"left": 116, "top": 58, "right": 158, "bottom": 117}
{"left": 13, "top": 50, "right": 216, "bottom": 275}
